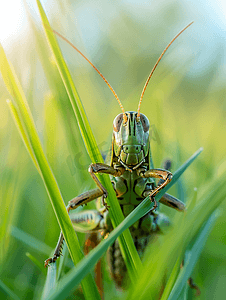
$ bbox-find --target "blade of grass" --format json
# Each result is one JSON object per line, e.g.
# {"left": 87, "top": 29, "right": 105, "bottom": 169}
{"left": 6, "top": 100, "right": 40, "bottom": 171}
{"left": 151, "top": 147, "right": 203, "bottom": 201}
{"left": 0, "top": 279, "right": 20, "bottom": 300}
{"left": 167, "top": 210, "right": 219, "bottom": 300}
{"left": 159, "top": 256, "right": 181, "bottom": 300}
{"left": 45, "top": 149, "right": 202, "bottom": 299}
{"left": 0, "top": 168, "right": 19, "bottom": 265}
{"left": 36, "top": 0, "right": 141, "bottom": 281}
{"left": 11, "top": 226, "right": 52, "bottom": 255}
{"left": 183, "top": 282, "right": 190, "bottom": 300}
{"left": 26, "top": 252, "right": 46, "bottom": 275}
{"left": 11, "top": 226, "right": 74, "bottom": 269}
{"left": 42, "top": 262, "right": 57, "bottom": 300}
{"left": 0, "top": 45, "right": 100, "bottom": 299}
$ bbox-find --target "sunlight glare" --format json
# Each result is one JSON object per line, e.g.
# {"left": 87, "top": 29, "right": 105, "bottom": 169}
{"left": 0, "top": 0, "right": 27, "bottom": 48}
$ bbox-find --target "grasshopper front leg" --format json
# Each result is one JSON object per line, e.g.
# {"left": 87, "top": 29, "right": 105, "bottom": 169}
{"left": 45, "top": 163, "right": 123, "bottom": 267}
{"left": 137, "top": 168, "right": 173, "bottom": 210}
{"left": 141, "top": 164, "right": 186, "bottom": 212}
{"left": 157, "top": 160, "right": 186, "bottom": 211}
{"left": 68, "top": 163, "right": 124, "bottom": 211}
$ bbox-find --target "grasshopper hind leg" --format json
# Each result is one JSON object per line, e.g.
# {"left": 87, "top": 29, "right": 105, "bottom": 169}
{"left": 44, "top": 188, "right": 109, "bottom": 267}
{"left": 44, "top": 233, "right": 64, "bottom": 267}
{"left": 45, "top": 207, "right": 111, "bottom": 267}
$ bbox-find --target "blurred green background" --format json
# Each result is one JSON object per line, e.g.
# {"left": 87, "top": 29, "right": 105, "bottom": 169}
{"left": 1, "top": 0, "right": 226, "bottom": 299}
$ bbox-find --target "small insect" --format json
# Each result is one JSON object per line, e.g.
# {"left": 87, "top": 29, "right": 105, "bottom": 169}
{"left": 45, "top": 22, "right": 199, "bottom": 293}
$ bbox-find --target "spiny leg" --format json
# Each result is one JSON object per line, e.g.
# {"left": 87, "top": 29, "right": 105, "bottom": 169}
{"left": 143, "top": 188, "right": 186, "bottom": 211}
{"left": 88, "top": 163, "right": 124, "bottom": 209}
{"left": 137, "top": 168, "right": 173, "bottom": 210}
{"left": 44, "top": 189, "right": 106, "bottom": 267}
{"left": 45, "top": 163, "right": 123, "bottom": 266}
{"left": 68, "top": 163, "right": 123, "bottom": 212}
{"left": 146, "top": 159, "right": 186, "bottom": 212}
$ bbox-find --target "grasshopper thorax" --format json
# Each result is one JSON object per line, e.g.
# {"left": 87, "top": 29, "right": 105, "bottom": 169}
{"left": 112, "top": 111, "right": 150, "bottom": 170}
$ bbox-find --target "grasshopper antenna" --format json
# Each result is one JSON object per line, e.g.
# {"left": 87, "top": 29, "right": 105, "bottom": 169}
{"left": 49, "top": 27, "right": 127, "bottom": 123}
{"left": 137, "top": 21, "right": 194, "bottom": 119}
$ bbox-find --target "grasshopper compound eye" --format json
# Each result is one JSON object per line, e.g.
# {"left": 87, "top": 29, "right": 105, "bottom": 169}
{"left": 139, "top": 114, "right": 150, "bottom": 132}
{"left": 113, "top": 114, "right": 124, "bottom": 132}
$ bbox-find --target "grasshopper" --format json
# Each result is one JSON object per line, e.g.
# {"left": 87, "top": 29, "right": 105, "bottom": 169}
{"left": 45, "top": 22, "right": 198, "bottom": 291}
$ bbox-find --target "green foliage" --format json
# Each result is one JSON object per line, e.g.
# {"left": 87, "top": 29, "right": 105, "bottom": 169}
{"left": 0, "top": 1, "right": 226, "bottom": 300}
{"left": 36, "top": 0, "right": 142, "bottom": 283}
{"left": 0, "top": 43, "right": 100, "bottom": 300}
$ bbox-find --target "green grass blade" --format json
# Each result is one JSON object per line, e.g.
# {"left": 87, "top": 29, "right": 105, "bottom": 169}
{"left": 45, "top": 149, "right": 202, "bottom": 299}
{"left": 35, "top": 0, "right": 100, "bottom": 162}
{"left": 0, "top": 279, "right": 20, "bottom": 300}
{"left": 167, "top": 211, "right": 219, "bottom": 300}
{"left": 36, "top": 0, "right": 141, "bottom": 281}
{"left": 167, "top": 147, "right": 203, "bottom": 186}
{"left": 11, "top": 226, "right": 52, "bottom": 255}
{"left": 6, "top": 99, "right": 40, "bottom": 172}
{"left": 183, "top": 283, "right": 190, "bottom": 300}
{"left": 187, "top": 187, "right": 198, "bottom": 214}
{"left": 159, "top": 257, "right": 181, "bottom": 300}
{"left": 26, "top": 252, "right": 46, "bottom": 275}
{"left": 150, "top": 147, "right": 203, "bottom": 203}
{"left": 42, "top": 262, "right": 57, "bottom": 300}
{"left": 0, "top": 168, "right": 19, "bottom": 266}
{"left": 0, "top": 45, "right": 100, "bottom": 300}
{"left": 11, "top": 226, "right": 73, "bottom": 269}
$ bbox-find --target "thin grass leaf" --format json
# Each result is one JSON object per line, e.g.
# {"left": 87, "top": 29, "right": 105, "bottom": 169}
{"left": 42, "top": 262, "right": 57, "bottom": 300}
{"left": 183, "top": 282, "right": 190, "bottom": 300}
{"left": 36, "top": 0, "right": 141, "bottom": 281}
{"left": 6, "top": 99, "right": 40, "bottom": 172}
{"left": 167, "top": 210, "right": 219, "bottom": 300}
{"left": 35, "top": 0, "right": 102, "bottom": 162}
{"left": 150, "top": 147, "right": 203, "bottom": 203}
{"left": 26, "top": 252, "right": 46, "bottom": 275}
{"left": 0, "top": 169, "right": 19, "bottom": 265}
{"left": 159, "top": 257, "right": 181, "bottom": 300}
{"left": 45, "top": 149, "right": 202, "bottom": 299}
{"left": 0, "top": 45, "right": 100, "bottom": 299}
{"left": 187, "top": 187, "right": 198, "bottom": 214}
{"left": 11, "top": 226, "right": 52, "bottom": 255}
{"left": 11, "top": 226, "right": 74, "bottom": 269}
{"left": 169, "top": 148, "right": 203, "bottom": 185}
{"left": 0, "top": 280, "right": 20, "bottom": 300}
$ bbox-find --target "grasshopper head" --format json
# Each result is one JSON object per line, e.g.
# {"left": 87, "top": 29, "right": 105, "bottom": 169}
{"left": 53, "top": 23, "right": 193, "bottom": 169}
{"left": 113, "top": 111, "right": 150, "bottom": 169}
